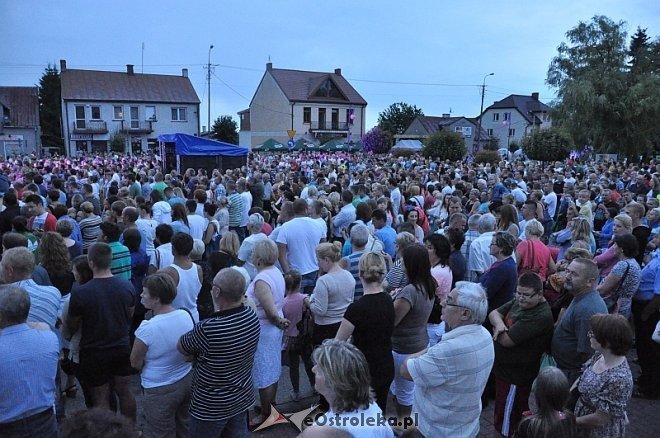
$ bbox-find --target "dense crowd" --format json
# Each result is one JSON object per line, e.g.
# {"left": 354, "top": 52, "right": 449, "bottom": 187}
{"left": 0, "top": 150, "right": 659, "bottom": 438}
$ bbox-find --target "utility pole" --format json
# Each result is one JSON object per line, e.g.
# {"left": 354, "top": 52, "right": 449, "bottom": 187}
{"left": 476, "top": 72, "right": 494, "bottom": 152}
{"left": 207, "top": 45, "right": 214, "bottom": 134}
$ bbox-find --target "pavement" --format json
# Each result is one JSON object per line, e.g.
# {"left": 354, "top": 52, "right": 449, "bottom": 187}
{"left": 65, "top": 351, "right": 660, "bottom": 437}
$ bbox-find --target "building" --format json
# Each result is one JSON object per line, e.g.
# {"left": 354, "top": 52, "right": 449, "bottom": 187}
{"left": 238, "top": 63, "right": 367, "bottom": 149}
{"left": 60, "top": 60, "right": 200, "bottom": 156}
{"left": 0, "top": 86, "right": 41, "bottom": 157}
{"left": 398, "top": 114, "right": 489, "bottom": 153}
{"left": 479, "top": 93, "right": 552, "bottom": 150}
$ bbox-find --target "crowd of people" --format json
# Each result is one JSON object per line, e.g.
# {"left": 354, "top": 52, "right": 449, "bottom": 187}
{"left": 1, "top": 149, "right": 659, "bottom": 438}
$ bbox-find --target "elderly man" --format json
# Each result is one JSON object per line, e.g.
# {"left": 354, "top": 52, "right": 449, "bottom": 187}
{"left": 0, "top": 247, "right": 61, "bottom": 330}
{"left": 0, "top": 286, "right": 60, "bottom": 437}
{"left": 332, "top": 190, "right": 356, "bottom": 243}
{"left": 401, "top": 282, "right": 494, "bottom": 437}
{"left": 551, "top": 258, "right": 607, "bottom": 383}
{"left": 468, "top": 213, "right": 497, "bottom": 281}
{"left": 489, "top": 273, "right": 554, "bottom": 437}
{"left": 178, "top": 268, "right": 260, "bottom": 438}
{"left": 461, "top": 214, "right": 481, "bottom": 282}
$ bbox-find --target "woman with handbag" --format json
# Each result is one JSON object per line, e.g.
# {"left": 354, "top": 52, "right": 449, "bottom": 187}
{"left": 572, "top": 314, "right": 633, "bottom": 437}
{"left": 335, "top": 252, "right": 395, "bottom": 413}
{"left": 596, "top": 233, "right": 641, "bottom": 318}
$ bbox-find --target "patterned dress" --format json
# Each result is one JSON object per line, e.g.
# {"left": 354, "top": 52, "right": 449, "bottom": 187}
{"left": 575, "top": 354, "right": 633, "bottom": 437}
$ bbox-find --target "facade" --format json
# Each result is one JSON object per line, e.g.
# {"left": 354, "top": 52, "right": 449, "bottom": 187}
{"left": 479, "top": 93, "right": 552, "bottom": 150}
{"left": 60, "top": 60, "right": 200, "bottom": 156}
{"left": 239, "top": 63, "right": 367, "bottom": 149}
{"left": 0, "top": 86, "right": 41, "bottom": 157}
{"left": 399, "top": 114, "right": 489, "bottom": 153}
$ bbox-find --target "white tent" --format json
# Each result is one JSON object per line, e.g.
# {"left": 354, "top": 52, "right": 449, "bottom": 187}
{"left": 392, "top": 139, "right": 423, "bottom": 151}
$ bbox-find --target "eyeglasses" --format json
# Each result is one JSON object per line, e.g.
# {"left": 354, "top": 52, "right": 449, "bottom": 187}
{"left": 442, "top": 296, "right": 468, "bottom": 309}
{"left": 516, "top": 291, "right": 539, "bottom": 300}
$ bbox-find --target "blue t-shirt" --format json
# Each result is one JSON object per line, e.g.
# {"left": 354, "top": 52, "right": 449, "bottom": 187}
{"left": 375, "top": 225, "right": 397, "bottom": 258}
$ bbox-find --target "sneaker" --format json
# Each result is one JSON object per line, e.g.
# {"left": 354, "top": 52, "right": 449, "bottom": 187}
{"left": 290, "top": 390, "right": 300, "bottom": 402}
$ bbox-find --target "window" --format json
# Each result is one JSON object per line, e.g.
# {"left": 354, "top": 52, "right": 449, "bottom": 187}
{"left": 75, "top": 105, "right": 85, "bottom": 129}
{"left": 492, "top": 113, "right": 500, "bottom": 121}
{"left": 454, "top": 126, "right": 462, "bottom": 132}
{"left": 331, "top": 108, "right": 339, "bottom": 129}
{"left": 318, "top": 108, "right": 326, "bottom": 129}
{"left": 303, "top": 107, "right": 311, "bottom": 124}
{"left": 509, "top": 128, "right": 516, "bottom": 137}
{"left": 346, "top": 108, "right": 355, "bottom": 125}
{"left": 90, "top": 106, "right": 101, "bottom": 120}
{"left": 113, "top": 106, "right": 123, "bottom": 120}
{"left": 487, "top": 128, "right": 493, "bottom": 136}
{"left": 313, "top": 79, "right": 344, "bottom": 99}
{"left": 145, "top": 106, "right": 156, "bottom": 121}
{"left": 171, "top": 107, "right": 187, "bottom": 121}
{"left": 503, "top": 112, "right": 510, "bottom": 121}
{"left": 130, "top": 106, "right": 139, "bottom": 129}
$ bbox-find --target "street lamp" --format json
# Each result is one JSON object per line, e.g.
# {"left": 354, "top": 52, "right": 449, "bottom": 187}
{"left": 476, "top": 72, "right": 494, "bottom": 152}
{"left": 207, "top": 45, "right": 214, "bottom": 134}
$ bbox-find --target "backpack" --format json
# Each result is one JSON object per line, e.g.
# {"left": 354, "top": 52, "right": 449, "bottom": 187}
{"left": 0, "top": 174, "right": 9, "bottom": 194}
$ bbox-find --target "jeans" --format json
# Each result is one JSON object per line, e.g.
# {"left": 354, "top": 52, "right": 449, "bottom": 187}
{"left": 288, "top": 345, "right": 314, "bottom": 392}
{"left": 301, "top": 271, "right": 318, "bottom": 295}
{"left": 188, "top": 410, "right": 248, "bottom": 438}
{"left": 0, "top": 408, "right": 58, "bottom": 438}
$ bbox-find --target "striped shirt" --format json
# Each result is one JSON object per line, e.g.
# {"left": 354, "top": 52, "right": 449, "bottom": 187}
{"left": 461, "top": 230, "right": 480, "bottom": 282}
{"left": 343, "top": 250, "right": 365, "bottom": 301}
{"left": 227, "top": 192, "right": 243, "bottom": 227}
{"left": 108, "top": 241, "right": 132, "bottom": 281}
{"left": 79, "top": 215, "right": 102, "bottom": 252}
{"left": 179, "top": 305, "right": 260, "bottom": 421}
{"left": 12, "top": 279, "right": 62, "bottom": 331}
{"left": 385, "top": 258, "right": 409, "bottom": 290}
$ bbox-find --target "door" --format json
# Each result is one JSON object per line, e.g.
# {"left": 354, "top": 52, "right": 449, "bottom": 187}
{"left": 331, "top": 108, "right": 339, "bottom": 130}
{"left": 318, "top": 108, "right": 326, "bottom": 129}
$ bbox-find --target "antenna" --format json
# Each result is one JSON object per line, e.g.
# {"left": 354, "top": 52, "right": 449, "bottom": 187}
{"left": 141, "top": 42, "right": 145, "bottom": 73}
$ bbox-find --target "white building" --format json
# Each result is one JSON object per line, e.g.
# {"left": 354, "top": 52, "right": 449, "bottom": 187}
{"left": 239, "top": 63, "right": 367, "bottom": 149}
{"left": 60, "top": 60, "right": 200, "bottom": 156}
{"left": 479, "top": 93, "right": 552, "bottom": 150}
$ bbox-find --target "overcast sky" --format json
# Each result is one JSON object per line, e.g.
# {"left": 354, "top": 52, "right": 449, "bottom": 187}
{"left": 1, "top": 0, "right": 657, "bottom": 131}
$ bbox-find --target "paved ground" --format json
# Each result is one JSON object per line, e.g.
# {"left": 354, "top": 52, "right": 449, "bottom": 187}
{"left": 65, "top": 352, "right": 659, "bottom": 437}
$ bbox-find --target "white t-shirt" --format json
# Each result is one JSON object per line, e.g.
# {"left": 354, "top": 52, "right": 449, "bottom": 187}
{"left": 237, "top": 232, "right": 269, "bottom": 279}
{"left": 240, "top": 191, "right": 252, "bottom": 226}
{"left": 152, "top": 201, "right": 172, "bottom": 224}
{"left": 135, "top": 310, "right": 194, "bottom": 388}
{"left": 276, "top": 216, "right": 325, "bottom": 275}
{"left": 150, "top": 242, "right": 174, "bottom": 270}
{"left": 187, "top": 214, "right": 207, "bottom": 241}
{"left": 316, "top": 402, "right": 394, "bottom": 438}
{"left": 136, "top": 218, "right": 158, "bottom": 256}
{"left": 543, "top": 191, "right": 558, "bottom": 218}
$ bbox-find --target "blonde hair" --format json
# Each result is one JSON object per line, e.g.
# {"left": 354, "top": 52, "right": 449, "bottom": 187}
{"left": 395, "top": 231, "right": 416, "bottom": 249}
{"left": 219, "top": 231, "right": 240, "bottom": 256}
{"left": 613, "top": 214, "right": 633, "bottom": 232}
{"left": 316, "top": 242, "right": 341, "bottom": 263}
{"left": 252, "top": 239, "right": 279, "bottom": 266}
{"left": 358, "top": 252, "right": 387, "bottom": 284}
{"left": 525, "top": 219, "right": 545, "bottom": 237}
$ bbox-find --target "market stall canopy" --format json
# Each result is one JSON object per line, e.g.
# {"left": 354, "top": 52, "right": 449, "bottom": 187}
{"left": 253, "top": 138, "right": 286, "bottom": 152}
{"left": 320, "top": 138, "right": 362, "bottom": 152}
{"left": 157, "top": 133, "right": 247, "bottom": 156}
{"left": 391, "top": 139, "right": 422, "bottom": 151}
{"left": 292, "top": 138, "right": 321, "bottom": 151}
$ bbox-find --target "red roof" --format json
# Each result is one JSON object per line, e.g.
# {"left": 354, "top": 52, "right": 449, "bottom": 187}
{"left": 0, "top": 86, "right": 39, "bottom": 127}
{"left": 61, "top": 69, "right": 200, "bottom": 104}
{"left": 267, "top": 68, "right": 367, "bottom": 105}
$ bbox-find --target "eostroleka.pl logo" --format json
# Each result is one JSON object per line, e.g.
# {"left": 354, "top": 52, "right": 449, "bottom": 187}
{"left": 253, "top": 404, "right": 419, "bottom": 432}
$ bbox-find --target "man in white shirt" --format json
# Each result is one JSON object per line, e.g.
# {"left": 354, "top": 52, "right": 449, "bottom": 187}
{"left": 542, "top": 182, "right": 558, "bottom": 219}
{"left": 401, "top": 282, "right": 494, "bottom": 437}
{"left": 389, "top": 178, "right": 402, "bottom": 217}
{"left": 185, "top": 200, "right": 207, "bottom": 241}
{"left": 468, "top": 214, "right": 497, "bottom": 281}
{"left": 332, "top": 191, "right": 356, "bottom": 241}
{"left": 237, "top": 178, "right": 252, "bottom": 235}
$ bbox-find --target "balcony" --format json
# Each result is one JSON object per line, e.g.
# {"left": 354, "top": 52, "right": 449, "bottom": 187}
{"left": 72, "top": 120, "right": 108, "bottom": 134}
{"left": 119, "top": 120, "right": 153, "bottom": 134}
{"left": 309, "top": 121, "right": 350, "bottom": 132}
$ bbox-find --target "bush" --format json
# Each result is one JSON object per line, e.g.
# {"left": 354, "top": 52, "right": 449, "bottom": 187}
{"left": 522, "top": 127, "right": 574, "bottom": 162}
{"left": 422, "top": 131, "right": 466, "bottom": 161}
{"left": 474, "top": 150, "right": 501, "bottom": 164}
{"left": 483, "top": 137, "right": 500, "bottom": 151}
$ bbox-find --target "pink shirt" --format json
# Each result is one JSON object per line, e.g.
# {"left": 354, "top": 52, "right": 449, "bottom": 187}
{"left": 282, "top": 292, "right": 306, "bottom": 337}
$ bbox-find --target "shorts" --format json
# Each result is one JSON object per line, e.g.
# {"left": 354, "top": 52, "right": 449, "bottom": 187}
{"left": 78, "top": 346, "right": 135, "bottom": 387}
{"left": 390, "top": 350, "right": 415, "bottom": 406}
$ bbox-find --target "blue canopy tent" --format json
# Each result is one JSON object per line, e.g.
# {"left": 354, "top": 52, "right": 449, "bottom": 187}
{"left": 158, "top": 133, "right": 248, "bottom": 174}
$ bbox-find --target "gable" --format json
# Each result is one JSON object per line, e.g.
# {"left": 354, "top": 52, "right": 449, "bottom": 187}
{"left": 310, "top": 77, "right": 347, "bottom": 100}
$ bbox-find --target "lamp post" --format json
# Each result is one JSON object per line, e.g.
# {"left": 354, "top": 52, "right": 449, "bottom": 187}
{"left": 476, "top": 72, "right": 494, "bottom": 152}
{"left": 207, "top": 44, "right": 214, "bottom": 134}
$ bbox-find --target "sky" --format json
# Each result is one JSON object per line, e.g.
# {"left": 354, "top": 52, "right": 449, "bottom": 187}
{"left": 1, "top": 0, "right": 658, "bottom": 131}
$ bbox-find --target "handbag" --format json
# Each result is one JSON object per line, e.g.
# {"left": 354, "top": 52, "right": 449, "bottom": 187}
{"left": 603, "top": 261, "right": 630, "bottom": 313}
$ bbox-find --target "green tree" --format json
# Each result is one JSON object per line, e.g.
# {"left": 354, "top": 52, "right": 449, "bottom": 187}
{"left": 547, "top": 15, "right": 660, "bottom": 157}
{"left": 38, "top": 64, "right": 63, "bottom": 147}
{"left": 522, "top": 127, "right": 574, "bottom": 162}
{"left": 377, "top": 102, "right": 423, "bottom": 140}
{"left": 109, "top": 131, "right": 126, "bottom": 153}
{"left": 422, "top": 131, "right": 466, "bottom": 161}
{"left": 211, "top": 115, "right": 238, "bottom": 144}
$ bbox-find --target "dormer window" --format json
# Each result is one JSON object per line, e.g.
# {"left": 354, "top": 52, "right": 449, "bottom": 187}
{"left": 313, "top": 79, "right": 344, "bottom": 99}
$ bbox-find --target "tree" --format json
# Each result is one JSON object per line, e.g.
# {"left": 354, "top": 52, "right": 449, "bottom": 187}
{"left": 377, "top": 102, "right": 423, "bottom": 140}
{"left": 211, "top": 115, "right": 238, "bottom": 144}
{"left": 38, "top": 64, "right": 63, "bottom": 147}
{"left": 108, "top": 131, "right": 127, "bottom": 153}
{"left": 422, "top": 131, "right": 466, "bottom": 161}
{"left": 547, "top": 15, "right": 660, "bottom": 157}
{"left": 522, "top": 127, "right": 574, "bottom": 162}
{"left": 361, "top": 127, "right": 391, "bottom": 154}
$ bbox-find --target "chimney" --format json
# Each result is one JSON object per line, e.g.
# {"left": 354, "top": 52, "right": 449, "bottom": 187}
{"left": 442, "top": 113, "right": 451, "bottom": 118}
{"left": 266, "top": 62, "right": 272, "bottom": 71}
{"left": 59, "top": 59, "right": 67, "bottom": 72}
{"left": 127, "top": 64, "right": 134, "bottom": 75}
{"left": 531, "top": 92, "right": 539, "bottom": 100}
{"left": 334, "top": 68, "right": 342, "bottom": 75}
{"left": 182, "top": 68, "right": 188, "bottom": 78}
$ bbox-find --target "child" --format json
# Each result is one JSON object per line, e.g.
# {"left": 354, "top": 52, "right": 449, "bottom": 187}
{"left": 281, "top": 269, "right": 315, "bottom": 401}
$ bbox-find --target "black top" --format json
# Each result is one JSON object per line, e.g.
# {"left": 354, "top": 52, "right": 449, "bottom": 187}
{"left": 343, "top": 292, "right": 395, "bottom": 387}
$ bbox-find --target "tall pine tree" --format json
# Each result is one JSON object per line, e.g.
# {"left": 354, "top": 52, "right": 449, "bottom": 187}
{"left": 38, "top": 64, "right": 63, "bottom": 148}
